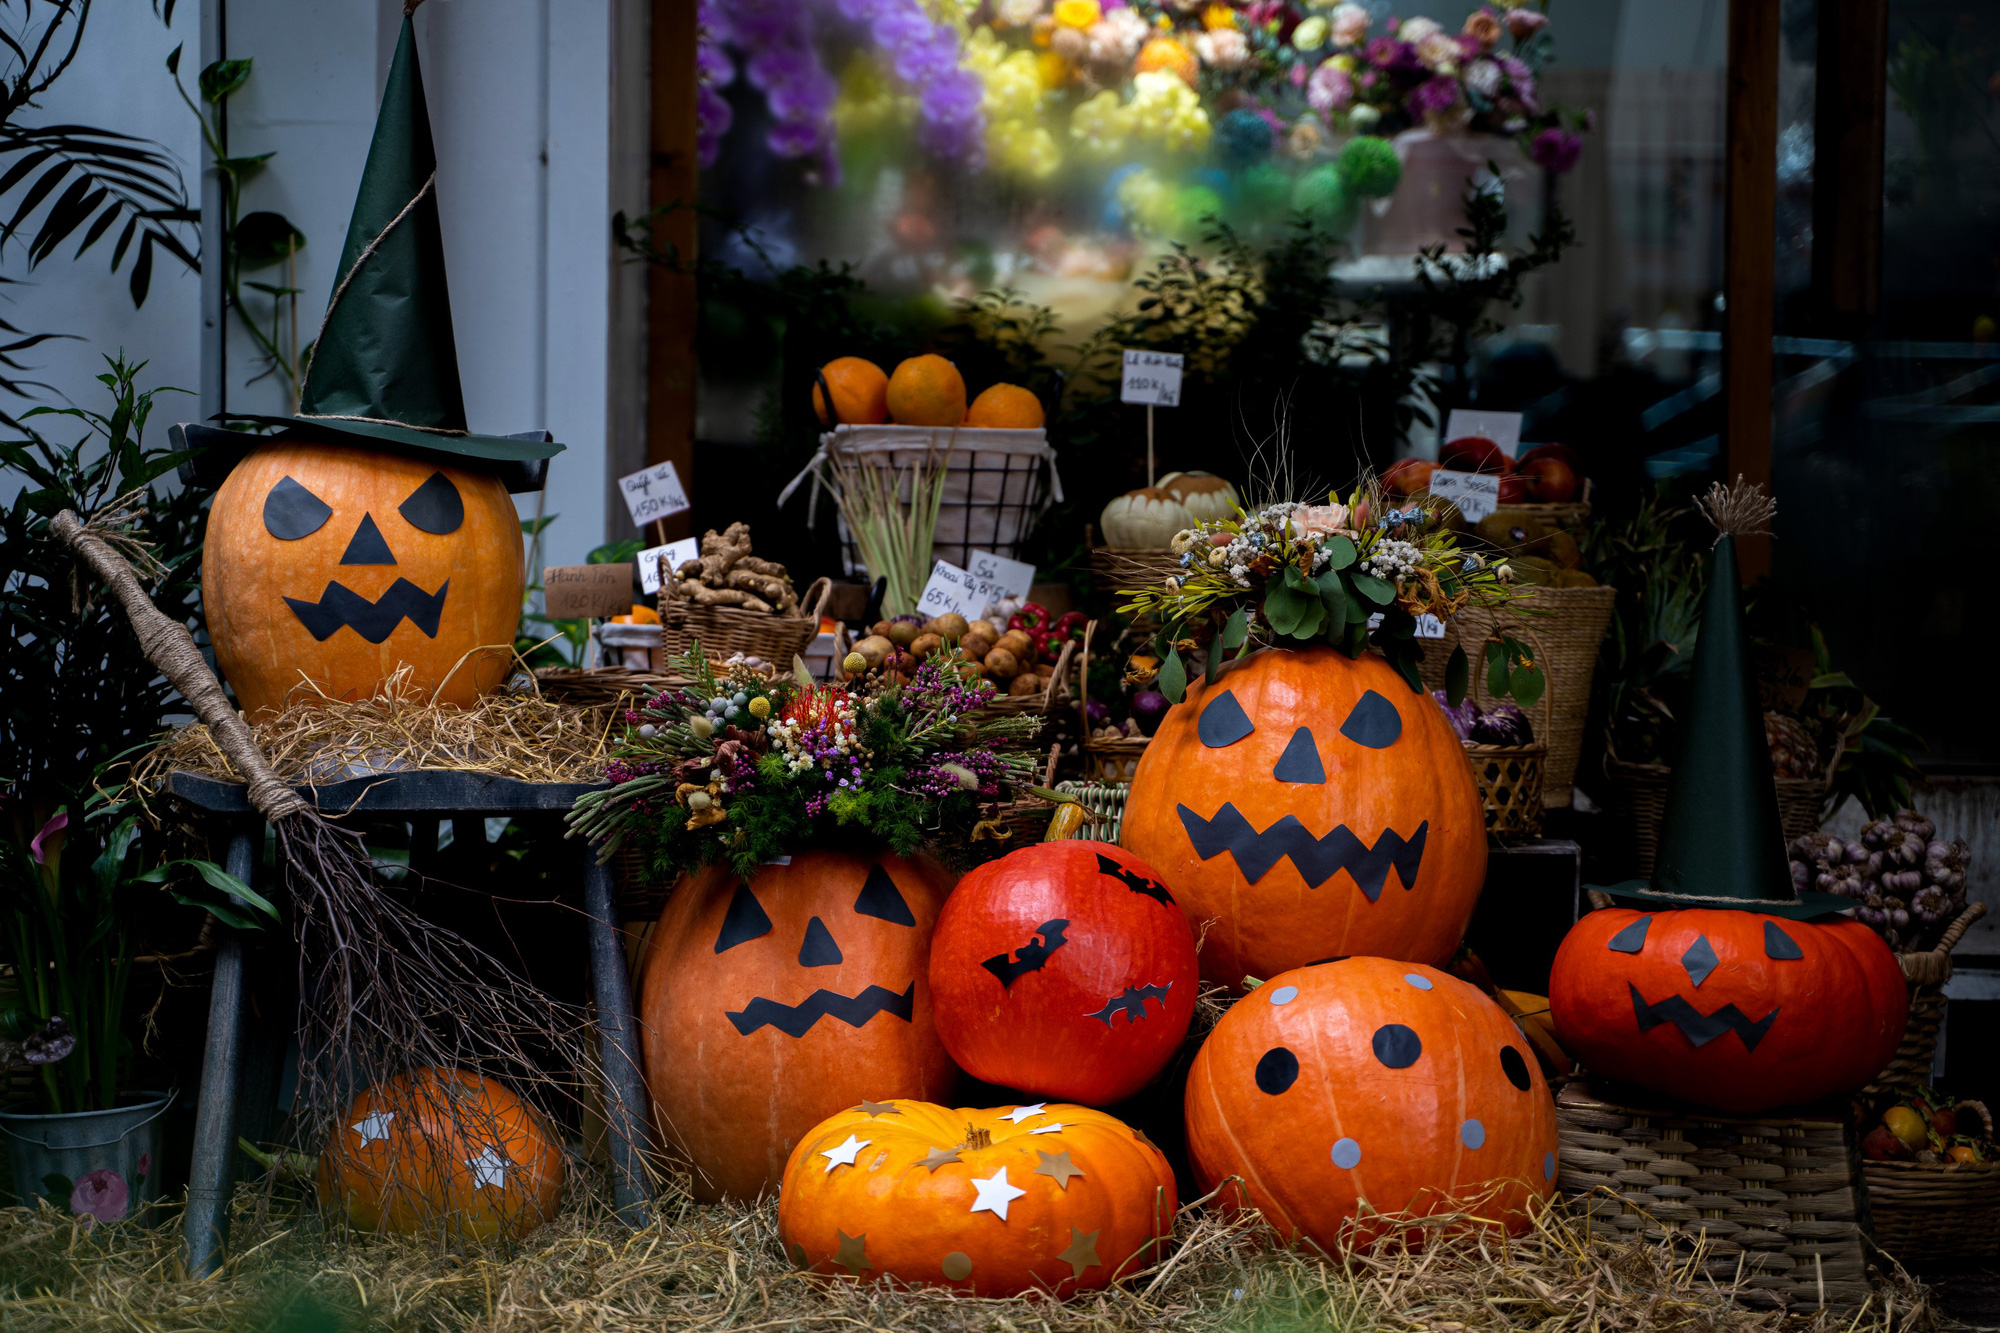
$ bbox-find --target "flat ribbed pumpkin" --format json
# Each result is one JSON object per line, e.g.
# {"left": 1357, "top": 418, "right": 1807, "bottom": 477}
{"left": 1185, "top": 958, "right": 1557, "bottom": 1250}
{"left": 203, "top": 443, "right": 523, "bottom": 716}
{"left": 1549, "top": 907, "right": 1908, "bottom": 1113}
{"left": 637, "top": 850, "right": 959, "bottom": 1201}
{"left": 316, "top": 1066, "right": 564, "bottom": 1241}
{"left": 1121, "top": 647, "right": 1486, "bottom": 985}
{"left": 778, "top": 1099, "right": 1175, "bottom": 1295}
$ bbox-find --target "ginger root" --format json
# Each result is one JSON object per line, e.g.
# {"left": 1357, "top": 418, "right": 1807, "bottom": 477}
{"left": 667, "top": 522, "right": 796, "bottom": 615}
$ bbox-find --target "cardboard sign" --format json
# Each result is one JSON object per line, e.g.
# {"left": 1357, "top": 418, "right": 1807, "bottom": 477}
{"left": 1120, "top": 349, "right": 1184, "bottom": 406}
{"left": 637, "top": 536, "right": 702, "bottom": 595}
{"left": 1444, "top": 409, "right": 1523, "bottom": 459}
{"left": 616, "top": 460, "right": 691, "bottom": 527}
{"left": 1427, "top": 469, "right": 1502, "bottom": 523}
{"left": 965, "top": 550, "right": 1036, "bottom": 600}
{"left": 544, "top": 564, "right": 634, "bottom": 619}
{"left": 915, "top": 560, "right": 1007, "bottom": 621}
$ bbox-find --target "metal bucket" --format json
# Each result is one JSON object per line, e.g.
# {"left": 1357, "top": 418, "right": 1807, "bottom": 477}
{"left": 0, "top": 1089, "right": 175, "bottom": 1219}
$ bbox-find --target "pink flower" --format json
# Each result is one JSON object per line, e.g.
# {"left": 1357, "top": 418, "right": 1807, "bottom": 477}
{"left": 1194, "top": 27, "right": 1249, "bottom": 68}
{"left": 70, "top": 1169, "right": 129, "bottom": 1224}
{"left": 1397, "top": 16, "right": 1443, "bottom": 44}
{"left": 1408, "top": 73, "right": 1461, "bottom": 118}
{"left": 30, "top": 812, "right": 65, "bottom": 865}
{"left": 1291, "top": 504, "right": 1353, "bottom": 539}
{"left": 1529, "top": 126, "right": 1583, "bottom": 174}
{"left": 1506, "top": 8, "right": 1549, "bottom": 40}
{"left": 1462, "top": 10, "right": 1501, "bottom": 48}
{"left": 1414, "top": 31, "right": 1461, "bottom": 70}
{"left": 135, "top": 1154, "right": 152, "bottom": 1180}
{"left": 1330, "top": 2, "right": 1370, "bottom": 46}
{"left": 1306, "top": 60, "right": 1355, "bottom": 114}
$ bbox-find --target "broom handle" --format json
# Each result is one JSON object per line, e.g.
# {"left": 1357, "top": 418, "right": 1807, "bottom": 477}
{"left": 52, "top": 510, "right": 306, "bottom": 823}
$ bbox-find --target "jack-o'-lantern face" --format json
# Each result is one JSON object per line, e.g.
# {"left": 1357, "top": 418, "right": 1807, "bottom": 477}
{"left": 1121, "top": 646, "right": 1487, "bottom": 985}
{"left": 1549, "top": 906, "right": 1909, "bottom": 1113}
{"left": 637, "top": 851, "right": 959, "bottom": 1202}
{"left": 203, "top": 442, "right": 524, "bottom": 716}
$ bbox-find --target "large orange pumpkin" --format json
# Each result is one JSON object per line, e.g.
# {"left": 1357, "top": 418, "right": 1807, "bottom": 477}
{"left": 203, "top": 442, "right": 524, "bottom": 717}
{"left": 1185, "top": 957, "right": 1557, "bottom": 1250}
{"left": 637, "top": 850, "right": 960, "bottom": 1201}
{"left": 1121, "top": 647, "right": 1486, "bottom": 985}
{"left": 315, "top": 1066, "right": 565, "bottom": 1240}
{"left": 778, "top": 1098, "right": 1175, "bottom": 1296}
{"left": 1549, "top": 907, "right": 1908, "bottom": 1113}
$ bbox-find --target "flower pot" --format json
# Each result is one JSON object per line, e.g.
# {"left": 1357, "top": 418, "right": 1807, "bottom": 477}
{"left": 1362, "top": 128, "right": 1540, "bottom": 256}
{"left": 0, "top": 1089, "right": 174, "bottom": 1220}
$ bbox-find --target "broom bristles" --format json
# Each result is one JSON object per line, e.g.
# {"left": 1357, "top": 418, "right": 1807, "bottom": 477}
{"left": 1695, "top": 475, "right": 1777, "bottom": 542}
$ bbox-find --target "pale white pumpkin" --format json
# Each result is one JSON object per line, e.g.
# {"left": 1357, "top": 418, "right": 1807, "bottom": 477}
{"left": 1157, "top": 470, "right": 1241, "bottom": 524}
{"left": 1100, "top": 487, "right": 1194, "bottom": 549}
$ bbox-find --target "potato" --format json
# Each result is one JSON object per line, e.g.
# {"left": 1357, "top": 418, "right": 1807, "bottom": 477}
{"left": 995, "top": 629, "right": 1034, "bottom": 659}
{"left": 885, "top": 620, "right": 920, "bottom": 648}
{"left": 910, "top": 632, "right": 944, "bottom": 659}
{"left": 982, "top": 647, "right": 1020, "bottom": 679}
{"left": 1008, "top": 673, "right": 1042, "bottom": 697}
{"left": 968, "top": 620, "right": 999, "bottom": 641}
{"left": 923, "top": 612, "right": 970, "bottom": 640}
{"left": 958, "top": 659, "right": 988, "bottom": 679}
{"left": 852, "top": 635, "right": 894, "bottom": 669}
{"left": 871, "top": 620, "right": 893, "bottom": 639}
{"left": 962, "top": 631, "right": 997, "bottom": 660}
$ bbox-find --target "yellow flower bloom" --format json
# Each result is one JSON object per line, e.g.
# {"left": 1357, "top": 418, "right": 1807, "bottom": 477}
{"left": 1331, "top": 53, "right": 1357, "bottom": 72}
{"left": 1036, "top": 50, "right": 1072, "bottom": 88}
{"left": 1069, "top": 88, "right": 1132, "bottom": 158}
{"left": 1201, "top": 2, "right": 1237, "bottom": 29}
{"left": 1052, "top": 0, "right": 1100, "bottom": 28}
{"left": 1292, "top": 16, "right": 1328, "bottom": 49}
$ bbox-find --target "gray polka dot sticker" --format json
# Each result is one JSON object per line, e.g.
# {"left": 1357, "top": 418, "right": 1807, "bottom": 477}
{"left": 1543, "top": 1151, "right": 1555, "bottom": 1181}
{"left": 1403, "top": 973, "right": 1432, "bottom": 990}
{"left": 1268, "top": 984, "right": 1298, "bottom": 1006}
{"left": 1331, "top": 1137, "right": 1362, "bottom": 1169}
{"left": 1461, "top": 1119, "right": 1486, "bottom": 1150}
{"left": 941, "top": 1252, "right": 973, "bottom": 1280}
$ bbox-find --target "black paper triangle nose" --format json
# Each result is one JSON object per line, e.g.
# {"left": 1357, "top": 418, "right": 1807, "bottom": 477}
{"left": 799, "top": 916, "right": 844, "bottom": 967}
{"left": 1273, "top": 728, "right": 1326, "bottom": 783}
{"left": 339, "top": 513, "right": 397, "bottom": 565}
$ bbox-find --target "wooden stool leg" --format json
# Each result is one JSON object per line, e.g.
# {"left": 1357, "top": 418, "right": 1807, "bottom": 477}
{"left": 183, "top": 822, "right": 256, "bottom": 1276}
{"left": 583, "top": 850, "right": 653, "bottom": 1224}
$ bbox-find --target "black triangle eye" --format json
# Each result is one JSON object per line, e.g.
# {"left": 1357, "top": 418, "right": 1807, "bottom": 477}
{"left": 854, "top": 864, "right": 915, "bottom": 925}
{"left": 1340, "top": 690, "right": 1402, "bottom": 748}
{"left": 264, "top": 476, "right": 333, "bottom": 540}
{"left": 399, "top": 471, "right": 464, "bottom": 535}
{"left": 714, "top": 884, "right": 773, "bottom": 953}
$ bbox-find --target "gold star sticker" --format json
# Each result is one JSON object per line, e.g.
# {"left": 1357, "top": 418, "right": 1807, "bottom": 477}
{"left": 1034, "top": 1149, "right": 1085, "bottom": 1190}
{"left": 856, "top": 1100, "right": 901, "bottom": 1116}
{"left": 919, "top": 1146, "right": 962, "bottom": 1171}
{"left": 1057, "top": 1225, "right": 1101, "bottom": 1279}
{"left": 833, "top": 1229, "right": 871, "bottom": 1273}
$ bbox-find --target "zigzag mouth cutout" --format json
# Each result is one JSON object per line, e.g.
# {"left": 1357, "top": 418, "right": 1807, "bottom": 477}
{"left": 1629, "top": 984, "right": 1779, "bottom": 1050}
{"left": 284, "top": 578, "right": 448, "bottom": 644}
{"left": 725, "top": 982, "right": 915, "bottom": 1038}
{"left": 1177, "top": 803, "right": 1427, "bottom": 900}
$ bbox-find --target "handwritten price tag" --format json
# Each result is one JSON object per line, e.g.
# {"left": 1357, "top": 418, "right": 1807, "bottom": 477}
{"left": 1120, "top": 349, "right": 1184, "bottom": 406}
{"left": 636, "top": 536, "right": 702, "bottom": 595}
{"left": 544, "top": 564, "right": 635, "bottom": 619}
{"left": 1414, "top": 612, "right": 1447, "bottom": 640}
{"left": 915, "top": 560, "right": 1007, "bottom": 621}
{"left": 616, "top": 460, "right": 691, "bottom": 528}
{"left": 1427, "top": 469, "right": 1501, "bottom": 523}
{"left": 1443, "top": 409, "right": 1523, "bottom": 459}
{"left": 965, "top": 549, "right": 1036, "bottom": 600}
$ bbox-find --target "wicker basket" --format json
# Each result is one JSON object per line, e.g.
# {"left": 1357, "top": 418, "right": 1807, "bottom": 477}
{"left": 1418, "top": 585, "right": 1615, "bottom": 808}
{"left": 1075, "top": 620, "right": 1151, "bottom": 780}
{"left": 1467, "top": 742, "right": 1545, "bottom": 839}
{"left": 1602, "top": 754, "right": 1824, "bottom": 878}
{"left": 1418, "top": 491, "right": 1593, "bottom": 531}
{"left": 659, "top": 575, "right": 831, "bottom": 664}
{"left": 1085, "top": 526, "right": 1182, "bottom": 603}
{"left": 1556, "top": 1079, "right": 1872, "bottom": 1313}
{"left": 982, "top": 637, "right": 1076, "bottom": 717}
{"left": 1862, "top": 902, "right": 1987, "bottom": 1100}
{"left": 1864, "top": 1100, "right": 2000, "bottom": 1268}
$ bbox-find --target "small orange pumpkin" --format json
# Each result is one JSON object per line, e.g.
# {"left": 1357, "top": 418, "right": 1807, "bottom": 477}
{"left": 778, "top": 1099, "right": 1176, "bottom": 1295}
{"left": 1185, "top": 958, "right": 1557, "bottom": 1251}
{"left": 203, "top": 442, "right": 524, "bottom": 717}
{"left": 637, "top": 850, "right": 959, "bottom": 1201}
{"left": 1121, "top": 646, "right": 1487, "bottom": 985}
{"left": 316, "top": 1066, "right": 564, "bottom": 1240}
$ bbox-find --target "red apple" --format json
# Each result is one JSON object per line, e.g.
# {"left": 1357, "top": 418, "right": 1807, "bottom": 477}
{"left": 1497, "top": 472, "right": 1531, "bottom": 504}
{"left": 1517, "top": 442, "right": 1582, "bottom": 475}
{"left": 1381, "top": 457, "right": 1435, "bottom": 497}
{"left": 1519, "top": 454, "right": 1578, "bottom": 503}
{"left": 1439, "top": 435, "right": 1511, "bottom": 475}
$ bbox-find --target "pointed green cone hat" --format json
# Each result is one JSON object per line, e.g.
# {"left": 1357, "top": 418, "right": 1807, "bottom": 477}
{"left": 1598, "top": 485, "right": 1848, "bottom": 919}
{"left": 183, "top": 15, "right": 562, "bottom": 491}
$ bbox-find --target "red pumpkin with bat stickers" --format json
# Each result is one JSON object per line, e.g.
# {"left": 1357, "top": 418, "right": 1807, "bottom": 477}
{"left": 929, "top": 841, "right": 1198, "bottom": 1105}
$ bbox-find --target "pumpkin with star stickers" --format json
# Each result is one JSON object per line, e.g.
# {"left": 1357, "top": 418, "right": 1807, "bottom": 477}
{"left": 315, "top": 1066, "right": 564, "bottom": 1240}
{"left": 1120, "top": 647, "right": 1486, "bottom": 986}
{"left": 203, "top": 443, "right": 525, "bottom": 717}
{"left": 1548, "top": 907, "right": 1907, "bottom": 1113}
{"left": 1185, "top": 956, "right": 1557, "bottom": 1250}
{"left": 928, "top": 840, "right": 1198, "bottom": 1105}
{"left": 638, "top": 850, "right": 959, "bottom": 1202}
{"left": 778, "top": 1099, "right": 1176, "bottom": 1295}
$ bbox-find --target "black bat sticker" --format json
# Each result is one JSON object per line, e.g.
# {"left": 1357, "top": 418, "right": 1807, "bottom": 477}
{"left": 1086, "top": 982, "right": 1173, "bottom": 1026}
{"left": 981, "top": 919, "right": 1070, "bottom": 989}
{"left": 1096, "top": 853, "right": 1174, "bottom": 906}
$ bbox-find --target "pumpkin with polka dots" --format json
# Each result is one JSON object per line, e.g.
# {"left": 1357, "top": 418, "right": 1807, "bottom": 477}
{"left": 1120, "top": 647, "right": 1487, "bottom": 987}
{"left": 1184, "top": 957, "right": 1557, "bottom": 1249}
{"left": 1549, "top": 907, "right": 1908, "bottom": 1114}
{"left": 316, "top": 1066, "right": 565, "bottom": 1240}
{"left": 778, "top": 1099, "right": 1176, "bottom": 1296}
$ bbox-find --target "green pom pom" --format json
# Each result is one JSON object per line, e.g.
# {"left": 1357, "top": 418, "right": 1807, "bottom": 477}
{"left": 1235, "top": 162, "right": 1293, "bottom": 221}
{"left": 1292, "top": 163, "right": 1356, "bottom": 232}
{"left": 1174, "top": 185, "right": 1226, "bottom": 231}
{"left": 1337, "top": 135, "right": 1403, "bottom": 199}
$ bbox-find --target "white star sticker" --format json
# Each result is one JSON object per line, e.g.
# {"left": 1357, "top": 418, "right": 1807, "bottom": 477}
{"left": 351, "top": 1111, "right": 394, "bottom": 1146}
{"left": 820, "top": 1134, "right": 870, "bottom": 1173}
{"left": 968, "top": 1166, "right": 1028, "bottom": 1221}
{"left": 1000, "top": 1104, "right": 1048, "bottom": 1124}
{"left": 1028, "top": 1123, "right": 1066, "bottom": 1135}
{"left": 466, "top": 1146, "right": 511, "bottom": 1190}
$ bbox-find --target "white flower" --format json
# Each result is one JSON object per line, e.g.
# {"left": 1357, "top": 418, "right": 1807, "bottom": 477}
{"left": 1194, "top": 27, "right": 1249, "bottom": 69}
{"left": 994, "top": 0, "right": 1046, "bottom": 26}
{"left": 1463, "top": 57, "right": 1501, "bottom": 98}
{"left": 1414, "top": 31, "right": 1460, "bottom": 71}
{"left": 1398, "top": 17, "right": 1443, "bottom": 44}
{"left": 1330, "top": 2, "right": 1370, "bottom": 45}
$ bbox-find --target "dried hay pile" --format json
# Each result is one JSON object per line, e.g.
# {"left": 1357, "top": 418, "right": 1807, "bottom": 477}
{"left": 0, "top": 1177, "right": 1936, "bottom": 1333}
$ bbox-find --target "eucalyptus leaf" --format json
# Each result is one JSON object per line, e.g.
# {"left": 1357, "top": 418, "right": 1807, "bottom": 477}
{"left": 1264, "top": 586, "right": 1304, "bottom": 636}
{"left": 1445, "top": 645, "right": 1470, "bottom": 706}
{"left": 1160, "top": 647, "right": 1188, "bottom": 703}
{"left": 1323, "top": 536, "right": 1356, "bottom": 570}
{"left": 1220, "top": 606, "right": 1248, "bottom": 651}
{"left": 1488, "top": 649, "right": 1510, "bottom": 699}
{"left": 1314, "top": 570, "right": 1347, "bottom": 628}
{"left": 1351, "top": 572, "right": 1396, "bottom": 606}
{"left": 1283, "top": 563, "right": 1314, "bottom": 593}
{"left": 1511, "top": 666, "right": 1546, "bottom": 707}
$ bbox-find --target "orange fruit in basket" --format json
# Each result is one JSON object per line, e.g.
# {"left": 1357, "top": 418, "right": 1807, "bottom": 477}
{"left": 1135, "top": 38, "right": 1198, "bottom": 86}
{"left": 886, "top": 354, "right": 968, "bottom": 427}
{"left": 812, "top": 357, "right": 890, "bottom": 427}
{"left": 965, "top": 383, "right": 1045, "bottom": 429}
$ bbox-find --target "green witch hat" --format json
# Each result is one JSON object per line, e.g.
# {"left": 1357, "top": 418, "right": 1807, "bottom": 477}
{"left": 176, "top": 13, "right": 562, "bottom": 492}
{"left": 1598, "top": 480, "right": 1848, "bottom": 920}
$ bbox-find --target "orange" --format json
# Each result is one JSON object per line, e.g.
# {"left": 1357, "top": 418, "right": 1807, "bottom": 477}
{"left": 1135, "top": 38, "right": 1197, "bottom": 86}
{"left": 885, "top": 354, "right": 967, "bottom": 427}
{"left": 965, "top": 382, "right": 1045, "bottom": 429}
{"left": 811, "top": 357, "right": 890, "bottom": 427}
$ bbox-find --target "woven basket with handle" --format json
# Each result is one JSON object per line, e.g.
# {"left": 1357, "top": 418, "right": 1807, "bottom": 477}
{"left": 659, "top": 575, "right": 831, "bottom": 665}
{"left": 1076, "top": 620, "right": 1151, "bottom": 781}
{"left": 1864, "top": 1097, "right": 2000, "bottom": 1267}
{"left": 1602, "top": 747, "right": 1826, "bottom": 878}
{"left": 1861, "top": 901, "right": 1988, "bottom": 1100}
{"left": 1468, "top": 742, "right": 1545, "bottom": 839}
{"left": 981, "top": 636, "right": 1076, "bottom": 718}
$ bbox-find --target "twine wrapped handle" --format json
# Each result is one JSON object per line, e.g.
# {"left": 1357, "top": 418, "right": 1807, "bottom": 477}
{"left": 51, "top": 510, "right": 305, "bottom": 821}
